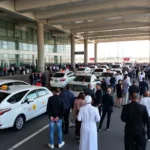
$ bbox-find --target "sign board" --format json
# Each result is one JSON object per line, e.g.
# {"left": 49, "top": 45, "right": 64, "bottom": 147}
{"left": 90, "top": 58, "right": 95, "bottom": 61}
{"left": 124, "top": 58, "right": 130, "bottom": 61}
{"left": 75, "top": 51, "right": 84, "bottom": 55}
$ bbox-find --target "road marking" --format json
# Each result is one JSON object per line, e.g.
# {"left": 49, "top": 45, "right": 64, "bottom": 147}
{"left": 8, "top": 124, "right": 49, "bottom": 150}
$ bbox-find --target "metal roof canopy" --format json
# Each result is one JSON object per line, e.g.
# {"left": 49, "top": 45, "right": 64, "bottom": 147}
{"left": 0, "top": 0, "right": 150, "bottom": 43}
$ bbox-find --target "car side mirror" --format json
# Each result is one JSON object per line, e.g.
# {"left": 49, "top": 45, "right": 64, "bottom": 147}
{"left": 24, "top": 98, "right": 34, "bottom": 104}
{"left": 28, "top": 98, "right": 34, "bottom": 103}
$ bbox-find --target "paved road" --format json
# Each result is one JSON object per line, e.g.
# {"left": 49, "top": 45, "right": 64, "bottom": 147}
{"left": 0, "top": 75, "right": 150, "bottom": 150}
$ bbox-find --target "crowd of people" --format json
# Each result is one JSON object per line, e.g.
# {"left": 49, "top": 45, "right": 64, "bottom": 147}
{"left": 0, "top": 64, "right": 37, "bottom": 76}
{"left": 45, "top": 64, "right": 150, "bottom": 150}
{"left": 29, "top": 71, "right": 47, "bottom": 87}
{"left": 6, "top": 62, "right": 149, "bottom": 150}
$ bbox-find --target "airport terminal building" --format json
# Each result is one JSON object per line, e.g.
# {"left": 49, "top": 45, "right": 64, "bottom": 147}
{"left": 0, "top": 0, "right": 149, "bottom": 72}
{"left": 0, "top": 19, "right": 71, "bottom": 67}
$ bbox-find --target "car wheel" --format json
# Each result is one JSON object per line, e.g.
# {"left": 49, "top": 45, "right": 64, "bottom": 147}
{"left": 13, "top": 115, "right": 25, "bottom": 131}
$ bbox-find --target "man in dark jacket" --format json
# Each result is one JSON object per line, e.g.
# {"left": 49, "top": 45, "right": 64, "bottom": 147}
{"left": 101, "top": 78, "right": 108, "bottom": 94}
{"left": 95, "top": 83, "right": 102, "bottom": 116}
{"left": 83, "top": 83, "right": 95, "bottom": 100}
{"left": 139, "top": 78, "right": 149, "bottom": 99}
{"left": 41, "top": 73, "right": 46, "bottom": 87}
{"left": 128, "top": 80, "right": 139, "bottom": 97}
{"left": 47, "top": 88, "right": 65, "bottom": 149}
{"left": 121, "top": 92, "right": 149, "bottom": 150}
{"left": 98, "top": 88, "right": 114, "bottom": 131}
{"left": 60, "top": 85, "right": 75, "bottom": 134}
{"left": 110, "top": 75, "right": 116, "bottom": 93}
{"left": 29, "top": 72, "right": 34, "bottom": 85}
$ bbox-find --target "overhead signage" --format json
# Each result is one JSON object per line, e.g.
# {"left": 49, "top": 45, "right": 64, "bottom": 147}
{"left": 124, "top": 58, "right": 130, "bottom": 61}
{"left": 75, "top": 51, "right": 84, "bottom": 55}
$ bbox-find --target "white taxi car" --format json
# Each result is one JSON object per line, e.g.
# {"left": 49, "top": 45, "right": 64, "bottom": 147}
{"left": 0, "top": 80, "right": 30, "bottom": 87}
{"left": 0, "top": 85, "right": 52, "bottom": 130}
{"left": 94, "top": 68, "right": 107, "bottom": 77}
{"left": 89, "top": 65, "right": 98, "bottom": 72}
{"left": 99, "top": 65, "right": 109, "bottom": 69}
{"left": 110, "top": 69, "right": 122, "bottom": 74}
{"left": 99, "top": 71, "right": 116, "bottom": 81}
{"left": 69, "top": 74, "right": 100, "bottom": 97}
{"left": 111, "top": 64, "right": 122, "bottom": 69}
{"left": 76, "top": 67, "right": 92, "bottom": 75}
{"left": 50, "top": 71, "right": 76, "bottom": 88}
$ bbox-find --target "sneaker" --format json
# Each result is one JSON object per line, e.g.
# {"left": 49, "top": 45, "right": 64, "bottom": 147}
{"left": 106, "top": 128, "right": 111, "bottom": 131}
{"left": 58, "top": 141, "right": 65, "bottom": 148}
{"left": 48, "top": 143, "right": 54, "bottom": 149}
{"left": 147, "top": 138, "right": 150, "bottom": 142}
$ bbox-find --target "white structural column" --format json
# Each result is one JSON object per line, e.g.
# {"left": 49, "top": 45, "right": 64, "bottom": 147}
{"left": 37, "top": 23, "right": 45, "bottom": 72}
{"left": 94, "top": 43, "right": 98, "bottom": 63}
{"left": 84, "top": 39, "right": 88, "bottom": 65}
{"left": 71, "top": 34, "right": 75, "bottom": 69}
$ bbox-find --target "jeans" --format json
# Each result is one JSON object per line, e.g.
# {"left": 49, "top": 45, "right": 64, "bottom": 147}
{"left": 123, "top": 93, "right": 129, "bottom": 105}
{"left": 110, "top": 84, "right": 115, "bottom": 93}
{"left": 49, "top": 119, "right": 63, "bottom": 145}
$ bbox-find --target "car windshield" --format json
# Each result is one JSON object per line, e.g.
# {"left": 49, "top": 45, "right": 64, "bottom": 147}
{"left": 69, "top": 84, "right": 87, "bottom": 92}
{"left": 95, "top": 69, "right": 103, "bottom": 72}
{"left": 0, "top": 92, "right": 10, "bottom": 103}
{"left": 77, "top": 68, "right": 85, "bottom": 71}
{"left": 53, "top": 73, "right": 65, "bottom": 78}
{"left": 102, "top": 73, "right": 113, "bottom": 77}
{"left": 100, "top": 66, "right": 106, "bottom": 68}
{"left": 90, "top": 66, "right": 95, "bottom": 68}
{"left": 122, "top": 67, "right": 128, "bottom": 70}
{"left": 74, "top": 76, "right": 91, "bottom": 82}
{"left": 112, "top": 65, "right": 120, "bottom": 68}
{"left": 125, "top": 63, "right": 132, "bottom": 66}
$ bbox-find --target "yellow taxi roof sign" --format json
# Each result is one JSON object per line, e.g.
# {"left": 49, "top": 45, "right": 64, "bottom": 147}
{"left": 1, "top": 85, "right": 9, "bottom": 90}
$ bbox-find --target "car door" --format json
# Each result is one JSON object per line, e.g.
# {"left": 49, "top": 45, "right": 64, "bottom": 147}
{"left": 21, "top": 90, "right": 38, "bottom": 120}
{"left": 36, "top": 89, "right": 49, "bottom": 115}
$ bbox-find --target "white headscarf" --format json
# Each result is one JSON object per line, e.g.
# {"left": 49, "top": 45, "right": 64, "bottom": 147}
{"left": 85, "top": 95, "right": 92, "bottom": 104}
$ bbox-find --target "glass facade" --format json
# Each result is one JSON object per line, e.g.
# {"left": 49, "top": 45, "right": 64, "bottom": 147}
{"left": 0, "top": 19, "right": 71, "bottom": 67}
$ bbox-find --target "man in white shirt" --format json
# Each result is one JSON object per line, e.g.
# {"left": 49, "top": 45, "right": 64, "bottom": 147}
{"left": 56, "top": 66, "right": 59, "bottom": 71}
{"left": 115, "top": 73, "right": 123, "bottom": 85}
{"left": 124, "top": 71, "right": 128, "bottom": 75}
{"left": 11, "top": 66, "right": 14, "bottom": 75}
{"left": 141, "top": 91, "right": 150, "bottom": 141}
{"left": 139, "top": 72, "right": 145, "bottom": 82}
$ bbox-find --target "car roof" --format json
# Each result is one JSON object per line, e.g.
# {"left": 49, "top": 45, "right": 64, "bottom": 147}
{"left": 78, "top": 67, "right": 85, "bottom": 69}
{"left": 76, "top": 74, "right": 95, "bottom": 77}
{"left": 102, "top": 71, "right": 115, "bottom": 73}
{"left": 77, "top": 74, "right": 91, "bottom": 76}
{"left": 0, "top": 79, "right": 28, "bottom": 84}
{"left": 0, "top": 85, "right": 47, "bottom": 94}
{"left": 96, "top": 68, "right": 106, "bottom": 70}
{"left": 55, "top": 71, "right": 72, "bottom": 74}
{"left": 111, "top": 69, "right": 121, "bottom": 70}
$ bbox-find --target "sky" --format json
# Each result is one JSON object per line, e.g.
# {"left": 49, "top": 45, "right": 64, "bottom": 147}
{"left": 75, "top": 40, "right": 150, "bottom": 59}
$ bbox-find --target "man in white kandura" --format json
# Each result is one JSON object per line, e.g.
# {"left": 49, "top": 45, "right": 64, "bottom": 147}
{"left": 78, "top": 95, "right": 100, "bottom": 150}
